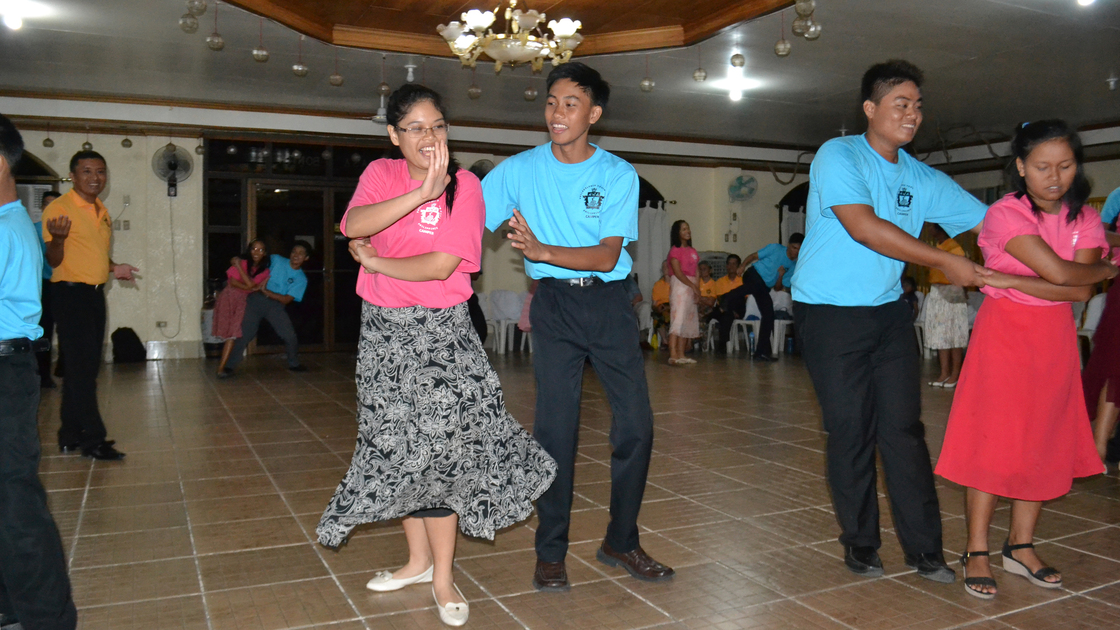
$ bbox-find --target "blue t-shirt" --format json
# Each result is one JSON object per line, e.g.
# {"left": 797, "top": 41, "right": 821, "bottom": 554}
{"left": 265, "top": 254, "right": 307, "bottom": 302}
{"left": 791, "top": 135, "right": 987, "bottom": 306}
{"left": 1101, "top": 187, "right": 1120, "bottom": 226}
{"left": 482, "top": 143, "right": 639, "bottom": 282}
{"left": 752, "top": 243, "right": 796, "bottom": 288}
{"left": 32, "top": 221, "right": 52, "bottom": 280}
{"left": 0, "top": 201, "right": 44, "bottom": 340}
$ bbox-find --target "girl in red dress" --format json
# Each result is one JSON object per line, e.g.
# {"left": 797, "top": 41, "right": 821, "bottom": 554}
{"left": 936, "top": 120, "right": 1117, "bottom": 599}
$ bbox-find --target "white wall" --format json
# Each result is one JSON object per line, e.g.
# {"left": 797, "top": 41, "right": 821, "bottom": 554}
{"left": 20, "top": 129, "right": 205, "bottom": 359}
{"left": 953, "top": 158, "right": 1120, "bottom": 201}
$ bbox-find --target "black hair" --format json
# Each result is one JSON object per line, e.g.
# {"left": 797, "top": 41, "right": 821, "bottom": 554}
{"left": 860, "top": 60, "right": 924, "bottom": 104}
{"left": 69, "top": 150, "right": 106, "bottom": 174}
{"left": 670, "top": 220, "right": 691, "bottom": 248}
{"left": 240, "top": 239, "right": 271, "bottom": 273}
{"left": 726, "top": 254, "right": 741, "bottom": 265}
{"left": 291, "top": 240, "right": 313, "bottom": 257}
{"left": 41, "top": 190, "right": 61, "bottom": 205}
{"left": 1006, "top": 119, "right": 1090, "bottom": 225}
{"left": 901, "top": 275, "right": 916, "bottom": 290}
{"left": 546, "top": 62, "right": 610, "bottom": 108}
{"left": 386, "top": 84, "right": 460, "bottom": 215}
{"left": 789, "top": 232, "right": 805, "bottom": 245}
{"left": 0, "top": 113, "right": 24, "bottom": 171}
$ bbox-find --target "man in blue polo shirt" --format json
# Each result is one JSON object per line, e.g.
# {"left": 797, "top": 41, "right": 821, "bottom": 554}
{"left": 790, "top": 60, "right": 989, "bottom": 584}
{"left": 220, "top": 241, "right": 310, "bottom": 377}
{"left": 0, "top": 113, "right": 78, "bottom": 630}
{"left": 717, "top": 233, "right": 804, "bottom": 360}
{"left": 483, "top": 62, "right": 673, "bottom": 592}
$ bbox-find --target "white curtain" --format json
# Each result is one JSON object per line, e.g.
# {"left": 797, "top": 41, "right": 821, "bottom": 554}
{"left": 635, "top": 201, "right": 669, "bottom": 301}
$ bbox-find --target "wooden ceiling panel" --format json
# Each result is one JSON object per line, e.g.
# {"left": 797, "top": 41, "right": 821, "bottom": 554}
{"left": 227, "top": 0, "right": 791, "bottom": 56}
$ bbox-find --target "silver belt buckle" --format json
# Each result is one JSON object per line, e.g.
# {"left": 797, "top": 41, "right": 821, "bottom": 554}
{"left": 576, "top": 277, "right": 595, "bottom": 287}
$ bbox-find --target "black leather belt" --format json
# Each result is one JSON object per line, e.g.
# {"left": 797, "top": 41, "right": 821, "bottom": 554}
{"left": 57, "top": 281, "right": 104, "bottom": 290}
{"left": 0, "top": 338, "right": 50, "bottom": 356}
{"left": 542, "top": 277, "right": 604, "bottom": 287}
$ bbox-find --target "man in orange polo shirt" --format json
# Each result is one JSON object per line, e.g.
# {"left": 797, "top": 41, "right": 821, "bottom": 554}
{"left": 41, "top": 151, "right": 137, "bottom": 461}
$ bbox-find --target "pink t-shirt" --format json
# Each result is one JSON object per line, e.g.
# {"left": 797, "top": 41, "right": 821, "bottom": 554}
{"left": 979, "top": 193, "right": 1108, "bottom": 306}
{"left": 226, "top": 260, "right": 270, "bottom": 294}
{"left": 667, "top": 246, "right": 699, "bottom": 277}
{"left": 341, "top": 159, "right": 483, "bottom": 308}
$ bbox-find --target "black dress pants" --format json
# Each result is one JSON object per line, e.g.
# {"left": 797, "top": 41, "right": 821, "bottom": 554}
{"left": 0, "top": 353, "right": 78, "bottom": 630}
{"left": 717, "top": 268, "right": 775, "bottom": 355}
{"left": 530, "top": 279, "right": 654, "bottom": 563}
{"left": 35, "top": 280, "right": 54, "bottom": 384}
{"left": 226, "top": 293, "right": 301, "bottom": 370}
{"left": 52, "top": 282, "right": 108, "bottom": 449}
{"left": 794, "top": 300, "right": 943, "bottom": 554}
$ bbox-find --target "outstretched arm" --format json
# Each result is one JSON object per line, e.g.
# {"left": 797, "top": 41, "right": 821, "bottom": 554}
{"left": 506, "top": 209, "right": 622, "bottom": 273}
{"left": 833, "top": 203, "right": 991, "bottom": 286}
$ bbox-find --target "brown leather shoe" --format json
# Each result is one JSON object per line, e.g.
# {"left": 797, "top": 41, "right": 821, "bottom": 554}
{"left": 532, "top": 559, "right": 570, "bottom": 592}
{"left": 596, "top": 541, "right": 675, "bottom": 581}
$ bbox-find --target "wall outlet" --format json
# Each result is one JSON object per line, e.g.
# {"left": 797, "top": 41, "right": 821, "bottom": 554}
{"left": 122, "top": 220, "right": 130, "bottom": 230}
{"left": 113, "top": 219, "right": 121, "bottom": 230}
{"left": 156, "top": 321, "right": 167, "bottom": 328}
{"left": 732, "top": 234, "right": 738, "bottom": 242}
{"left": 724, "top": 233, "right": 730, "bottom": 242}
{"left": 122, "top": 194, "right": 130, "bottom": 205}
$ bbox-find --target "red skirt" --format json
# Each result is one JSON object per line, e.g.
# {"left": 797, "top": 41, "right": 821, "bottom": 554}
{"left": 1083, "top": 289, "right": 1120, "bottom": 418}
{"left": 935, "top": 296, "right": 1104, "bottom": 501}
{"left": 211, "top": 287, "right": 249, "bottom": 339}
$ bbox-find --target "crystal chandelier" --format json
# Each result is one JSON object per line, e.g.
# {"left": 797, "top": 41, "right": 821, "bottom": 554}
{"left": 438, "top": 1, "right": 583, "bottom": 74}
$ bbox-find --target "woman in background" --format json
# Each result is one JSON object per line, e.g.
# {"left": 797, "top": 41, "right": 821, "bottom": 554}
{"left": 212, "top": 240, "right": 269, "bottom": 375}
{"left": 924, "top": 224, "right": 971, "bottom": 388}
{"left": 666, "top": 220, "right": 700, "bottom": 365}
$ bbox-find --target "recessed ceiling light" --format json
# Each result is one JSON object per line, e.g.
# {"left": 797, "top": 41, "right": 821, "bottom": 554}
{"left": 1078, "top": 0, "right": 1096, "bottom": 6}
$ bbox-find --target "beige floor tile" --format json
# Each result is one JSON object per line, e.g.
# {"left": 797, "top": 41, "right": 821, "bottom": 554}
{"left": 180, "top": 475, "right": 279, "bottom": 501}
{"left": 619, "top": 562, "right": 784, "bottom": 620}
{"left": 77, "top": 594, "right": 209, "bottom": 630}
{"left": 206, "top": 577, "right": 358, "bottom": 630}
{"left": 998, "top": 595, "right": 1120, "bottom": 629}
{"left": 198, "top": 544, "right": 330, "bottom": 591}
{"left": 71, "top": 557, "right": 201, "bottom": 607}
{"left": 796, "top": 577, "right": 983, "bottom": 629}
{"left": 191, "top": 515, "right": 309, "bottom": 555}
{"left": 70, "top": 526, "right": 195, "bottom": 568}
{"left": 499, "top": 579, "right": 672, "bottom": 629}
{"left": 186, "top": 493, "right": 294, "bottom": 525}
{"left": 678, "top": 598, "right": 850, "bottom": 629}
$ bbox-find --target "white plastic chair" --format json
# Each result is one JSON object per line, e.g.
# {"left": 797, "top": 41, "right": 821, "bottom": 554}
{"left": 1078, "top": 292, "right": 1107, "bottom": 351}
{"left": 519, "top": 331, "right": 533, "bottom": 353}
{"left": 488, "top": 290, "right": 523, "bottom": 354}
{"left": 703, "top": 321, "right": 718, "bottom": 352}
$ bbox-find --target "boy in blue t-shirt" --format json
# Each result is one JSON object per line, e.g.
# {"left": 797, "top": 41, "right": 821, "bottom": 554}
{"left": 220, "top": 241, "right": 311, "bottom": 377}
{"left": 790, "top": 60, "right": 989, "bottom": 585}
{"left": 717, "top": 233, "right": 803, "bottom": 359}
{"left": 483, "top": 62, "right": 673, "bottom": 591}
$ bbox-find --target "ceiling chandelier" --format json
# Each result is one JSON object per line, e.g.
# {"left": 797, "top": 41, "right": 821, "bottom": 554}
{"left": 438, "top": 1, "right": 583, "bottom": 74}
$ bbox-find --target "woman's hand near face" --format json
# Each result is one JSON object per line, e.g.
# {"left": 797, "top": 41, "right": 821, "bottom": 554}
{"left": 417, "top": 142, "right": 451, "bottom": 202}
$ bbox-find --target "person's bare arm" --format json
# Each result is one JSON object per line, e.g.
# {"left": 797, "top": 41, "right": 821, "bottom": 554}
{"left": 507, "top": 209, "right": 622, "bottom": 273}
{"left": 1004, "top": 235, "right": 1115, "bottom": 286}
{"left": 742, "top": 252, "right": 760, "bottom": 266}
{"left": 985, "top": 248, "right": 1113, "bottom": 302}
{"left": 260, "top": 289, "right": 295, "bottom": 305}
{"left": 343, "top": 143, "right": 451, "bottom": 237}
{"left": 775, "top": 266, "right": 788, "bottom": 291}
{"left": 833, "top": 203, "right": 991, "bottom": 286}
{"left": 354, "top": 240, "right": 461, "bottom": 282}
{"left": 1105, "top": 230, "right": 1120, "bottom": 249}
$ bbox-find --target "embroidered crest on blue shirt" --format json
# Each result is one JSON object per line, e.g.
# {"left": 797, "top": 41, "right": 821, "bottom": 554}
{"left": 581, "top": 185, "right": 605, "bottom": 218}
{"left": 896, "top": 185, "right": 913, "bottom": 213}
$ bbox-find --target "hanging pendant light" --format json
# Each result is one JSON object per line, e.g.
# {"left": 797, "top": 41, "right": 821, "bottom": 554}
{"left": 252, "top": 17, "right": 269, "bottom": 62}
{"left": 292, "top": 34, "right": 309, "bottom": 77}
{"left": 639, "top": 55, "right": 654, "bottom": 92}
{"left": 377, "top": 55, "right": 391, "bottom": 96}
{"left": 775, "top": 11, "right": 791, "bottom": 57}
{"left": 186, "top": 0, "right": 208, "bottom": 17}
{"left": 120, "top": 134, "right": 132, "bottom": 148}
{"left": 467, "top": 67, "right": 481, "bottom": 99}
{"left": 205, "top": 2, "right": 224, "bottom": 51}
{"left": 81, "top": 129, "right": 93, "bottom": 152}
{"left": 329, "top": 49, "right": 344, "bottom": 86}
{"left": 179, "top": 13, "right": 199, "bottom": 33}
{"left": 693, "top": 45, "right": 707, "bottom": 81}
{"left": 524, "top": 85, "right": 538, "bottom": 100}
{"left": 195, "top": 137, "right": 205, "bottom": 155}
{"left": 42, "top": 123, "right": 54, "bottom": 148}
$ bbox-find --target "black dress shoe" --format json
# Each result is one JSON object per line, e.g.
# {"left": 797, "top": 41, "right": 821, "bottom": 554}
{"left": 597, "top": 541, "right": 675, "bottom": 581}
{"left": 82, "top": 441, "right": 126, "bottom": 461}
{"left": 59, "top": 442, "right": 82, "bottom": 453}
{"left": 288, "top": 364, "right": 309, "bottom": 372}
{"left": 532, "top": 559, "right": 569, "bottom": 592}
{"left": 905, "top": 551, "right": 956, "bottom": 583}
{"left": 844, "top": 545, "right": 884, "bottom": 577}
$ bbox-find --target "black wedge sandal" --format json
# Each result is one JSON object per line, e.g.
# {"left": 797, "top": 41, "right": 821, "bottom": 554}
{"left": 960, "top": 551, "right": 997, "bottom": 600}
{"left": 1002, "top": 540, "right": 1062, "bottom": 589}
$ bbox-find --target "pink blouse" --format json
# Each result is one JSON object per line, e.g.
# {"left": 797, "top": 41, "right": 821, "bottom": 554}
{"left": 341, "top": 159, "right": 484, "bottom": 309}
{"left": 979, "top": 193, "right": 1108, "bottom": 306}
{"left": 226, "top": 260, "right": 269, "bottom": 294}
{"left": 667, "top": 246, "right": 699, "bottom": 277}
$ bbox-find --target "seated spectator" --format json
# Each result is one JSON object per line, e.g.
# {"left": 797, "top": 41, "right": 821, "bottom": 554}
{"left": 714, "top": 254, "right": 743, "bottom": 297}
{"left": 900, "top": 275, "right": 920, "bottom": 321}
{"left": 651, "top": 264, "right": 671, "bottom": 348}
{"left": 697, "top": 261, "right": 718, "bottom": 320}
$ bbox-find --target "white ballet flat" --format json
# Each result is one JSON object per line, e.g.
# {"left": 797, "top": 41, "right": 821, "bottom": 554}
{"left": 365, "top": 564, "right": 433, "bottom": 592}
{"left": 434, "top": 584, "right": 469, "bottom": 627}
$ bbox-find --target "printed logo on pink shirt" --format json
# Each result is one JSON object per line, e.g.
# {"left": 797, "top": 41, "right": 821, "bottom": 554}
{"left": 417, "top": 201, "right": 441, "bottom": 235}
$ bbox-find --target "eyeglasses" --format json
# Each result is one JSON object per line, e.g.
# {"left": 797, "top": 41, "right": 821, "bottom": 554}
{"left": 395, "top": 123, "right": 449, "bottom": 138}
{"left": 250, "top": 246, "right": 266, "bottom": 252}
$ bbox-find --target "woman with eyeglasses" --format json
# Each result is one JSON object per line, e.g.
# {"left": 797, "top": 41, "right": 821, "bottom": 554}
{"left": 316, "top": 85, "right": 556, "bottom": 627}
{"left": 211, "top": 239, "right": 270, "bottom": 376}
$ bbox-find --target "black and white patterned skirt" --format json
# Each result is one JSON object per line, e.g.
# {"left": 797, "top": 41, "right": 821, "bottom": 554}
{"left": 316, "top": 300, "right": 557, "bottom": 546}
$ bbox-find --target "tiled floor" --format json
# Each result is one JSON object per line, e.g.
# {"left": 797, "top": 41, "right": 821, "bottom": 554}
{"left": 35, "top": 350, "right": 1120, "bottom": 630}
